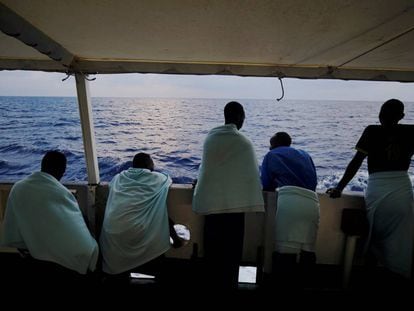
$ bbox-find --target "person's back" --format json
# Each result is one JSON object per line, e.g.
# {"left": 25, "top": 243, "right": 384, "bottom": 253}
{"left": 192, "top": 101, "right": 264, "bottom": 289}
{"left": 100, "top": 153, "right": 178, "bottom": 278}
{"left": 193, "top": 107, "right": 264, "bottom": 214}
{"left": 260, "top": 132, "right": 319, "bottom": 289}
{"left": 356, "top": 124, "right": 414, "bottom": 174}
{"left": 327, "top": 99, "right": 414, "bottom": 279}
{"left": 1, "top": 151, "right": 98, "bottom": 277}
{"left": 261, "top": 131, "right": 317, "bottom": 191}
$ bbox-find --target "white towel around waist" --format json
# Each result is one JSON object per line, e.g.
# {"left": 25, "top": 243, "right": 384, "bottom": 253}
{"left": 365, "top": 171, "right": 414, "bottom": 278}
{"left": 274, "top": 186, "right": 320, "bottom": 254}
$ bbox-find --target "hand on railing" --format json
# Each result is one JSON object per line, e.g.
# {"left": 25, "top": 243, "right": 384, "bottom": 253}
{"left": 326, "top": 187, "right": 342, "bottom": 198}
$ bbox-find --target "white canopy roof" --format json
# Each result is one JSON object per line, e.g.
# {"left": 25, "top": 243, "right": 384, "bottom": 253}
{"left": 1, "top": 0, "right": 413, "bottom": 81}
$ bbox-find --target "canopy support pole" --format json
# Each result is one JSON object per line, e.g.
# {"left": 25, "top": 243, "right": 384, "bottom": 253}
{"left": 75, "top": 73, "right": 100, "bottom": 185}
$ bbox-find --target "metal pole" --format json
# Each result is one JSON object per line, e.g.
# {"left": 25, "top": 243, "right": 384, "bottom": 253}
{"left": 75, "top": 73, "right": 100, "bottom": 184}
{"left": 343, "top": 235, "right": 357, "bottom": 289}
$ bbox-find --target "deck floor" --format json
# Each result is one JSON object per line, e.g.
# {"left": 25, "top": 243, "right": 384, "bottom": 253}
{"left": 1, "top": 253, "right": 412, "bottom": 299}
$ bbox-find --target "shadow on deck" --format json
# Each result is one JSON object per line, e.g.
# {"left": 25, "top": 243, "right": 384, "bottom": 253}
{"left": 1, "top": 253, "right": 412, "bottom": 298}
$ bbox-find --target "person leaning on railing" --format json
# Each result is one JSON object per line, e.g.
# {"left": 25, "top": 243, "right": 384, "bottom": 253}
{"left": 327, "top": 99, "right": 414, "bottom": 280}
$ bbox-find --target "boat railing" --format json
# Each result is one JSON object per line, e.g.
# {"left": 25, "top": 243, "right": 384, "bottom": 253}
{"left": 0, "top": 182, "right": 366, "bottom": 287}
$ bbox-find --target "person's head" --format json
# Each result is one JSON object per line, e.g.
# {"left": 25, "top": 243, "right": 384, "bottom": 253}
{"left": 41, "top": 151, "right": 67, "bottom": 181}
{"left": 379, "top": 99, "right": 404, "bottom": 126}
{"left": 132, "top": 152, "right": 154, "bottom": 171}
{"left": 270, "top": 132, "right": 292, "bottom": 150}
{"left": 224, "top": 101, "right": 245, "bottom": 130}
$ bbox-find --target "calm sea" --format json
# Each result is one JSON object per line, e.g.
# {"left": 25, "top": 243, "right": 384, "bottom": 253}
{"left": 1, "top": 96, "right": 413, "bottom": 192}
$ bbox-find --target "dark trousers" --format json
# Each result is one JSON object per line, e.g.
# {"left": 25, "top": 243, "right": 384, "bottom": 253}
{"left": 271, "top": 251, "right": 316, "bottom": 290}
{"left": 203, "top": 213, "right": 245, "bottom": 290}
{"left": 19, "top": 255, "right": 97, "bottom": 287}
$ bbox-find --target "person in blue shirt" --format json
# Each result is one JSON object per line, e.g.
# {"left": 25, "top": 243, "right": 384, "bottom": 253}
{"left": 261, "top": 132, "right": 320, "bottom": 289}
{"left": 261, "top": 132, "right": 317, "bottom": 191}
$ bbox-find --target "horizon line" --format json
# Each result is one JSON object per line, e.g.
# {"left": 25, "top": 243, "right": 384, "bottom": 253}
{"left": 0, "top": 95, "right": 390, "bottom": 102}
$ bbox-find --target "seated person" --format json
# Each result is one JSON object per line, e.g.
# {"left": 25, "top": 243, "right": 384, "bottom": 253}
{"left": 99, "top": 152, "right": 182, "bottom": 284}
{"left": 261, "top": 132, "right": 319, "bottom": 288}
{"left": 1, "top": 151, "right": 99, "bottom": 280}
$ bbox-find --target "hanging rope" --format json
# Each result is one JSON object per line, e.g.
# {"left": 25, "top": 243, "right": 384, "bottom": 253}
{"left": 276, "top": 77, "right": 284, "bottom": 101}
{"left": 83, "top": 73, "right": 96, "bottom": 81}
{"left": 61, "top": 72, "right": 73, "bottom": 81}
{"left": 61, "top": 72, "right": 96, "bottom": 82}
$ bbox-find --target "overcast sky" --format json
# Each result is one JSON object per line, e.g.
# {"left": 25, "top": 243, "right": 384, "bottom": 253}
{"left": 1, "top": 70, "right": 414, "bottom": 101}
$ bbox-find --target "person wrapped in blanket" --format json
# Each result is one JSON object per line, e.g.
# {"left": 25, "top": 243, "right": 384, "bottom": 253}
{"left": 327, "top": 99, "right": 414, "bottom": 280}
{"left": 1, "top": 151, "right": 99, "bottom": 285}
{"left": 261, "top": 132, "right": 319, "bottom": 289}
{"left": 193, "top": 101, "right": 264, "bottom": 290}
{"left": 99, "top": 152, "right": 183, "bottom": 285}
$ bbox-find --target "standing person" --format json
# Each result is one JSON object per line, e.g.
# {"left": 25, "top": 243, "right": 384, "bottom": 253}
{"left": 261, "top": 132, "right": 319, "bottom": 288}
{"left": 100, "top": 152, "right": 182, "bottom": 285}
{"left": 1, "top": 151, "right": 99, "bottom": 283}
{"left": 327, "top": 99, "right": 414, "bottom": 279}
{"left": 193, "top": 101, "right": 264, "bottom": 290}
